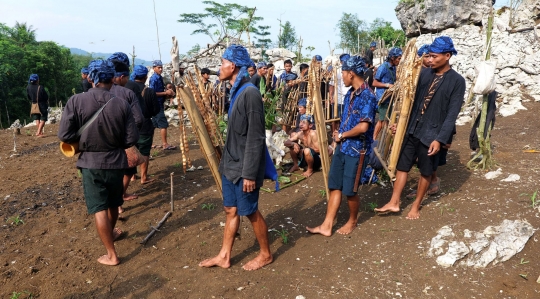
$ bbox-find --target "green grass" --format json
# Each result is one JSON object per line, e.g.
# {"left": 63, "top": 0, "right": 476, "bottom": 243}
{"left": 366, "top": 202, "right": 378, "bottom": 212}
{"left": 6, "top": 215, "right": 24, "bottom": 225}
{"left": 517, "top": 258, "right": 529, "bottom": 266}
{"left": 201, "top": 203, "right": 216, "bottom": 211}
{"left": 531, "top": 190, "right": 538, "bottom": 208}
{"left": 274, "top": 229, "right": 289, "bottom": 244}
{"left": 173, "top": 162, "right": 181, "bottom": 168}
{"left": 318, "top": 189, "right": 326, "bottom": 199}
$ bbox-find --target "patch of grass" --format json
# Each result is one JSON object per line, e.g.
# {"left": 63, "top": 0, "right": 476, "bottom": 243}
{"left": 274, "top": 229, "right": 289, "bottom": 244}
{"left": 318, "top": 189, "right": 326, "bottom": 199}
{"left": 173, "top": 162, "right": 181, "bottom": 168}
{"left": 517, "top": 258, "right": 529, "bottom": 265}
{"left": 366, "top": 202, "right": 378, "bottom": 212}
{"left": 200, "top": 241, "right": 207, "bottom": 246}
{"left": 77, "top": 169, "right": 82, "bottom": 178}
{"left": 530, "top": 190, "right": 538, "bottom": 208}
{"left": 10, "top": 291, "right": 33, "bottom": 299}
{"left": 201, "top": 203, "right": 216, "bottom": 211}
{"left": 10, "top": 292, "right": 22, "bottom": 299}
{"left": 439, "top": 205, "right": 456, "bottom": 216}
{"left": 25, "top": 130, "right": 31, "bottom": 136}
{"left": 151, "top": 149, "right": 160, "bottom": 157}
{"left": 6, "top": 215, "right": 24, "bottom": 225}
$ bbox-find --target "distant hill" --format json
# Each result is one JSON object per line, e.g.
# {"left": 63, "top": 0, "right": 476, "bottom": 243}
{"left": 69, "top": 48, "right": 153, "bottom": 66}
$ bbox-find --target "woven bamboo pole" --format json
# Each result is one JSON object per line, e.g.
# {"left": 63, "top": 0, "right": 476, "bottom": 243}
{"left": 310, "top": 61, "right": 330, "bottom": 201}
{"left": 178, "top": 87, "right": 223, "bottom": 196}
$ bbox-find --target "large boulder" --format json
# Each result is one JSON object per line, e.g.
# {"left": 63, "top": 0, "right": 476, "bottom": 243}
{"left": 396, "top": 0, "right": 493, "bottom": 38}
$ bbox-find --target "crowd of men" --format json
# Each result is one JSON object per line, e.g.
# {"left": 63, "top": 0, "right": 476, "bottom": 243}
{"left": 50, "top": 35, "right": 464, "bottom": 268}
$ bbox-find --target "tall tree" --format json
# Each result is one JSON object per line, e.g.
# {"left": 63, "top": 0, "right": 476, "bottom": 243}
{"left": 277, "top": 21, "right": 297, "bottom": 50}
{"left": 178, "top": 1, "right": 271, "bottom": 45}
{"left": 336, "top": 13, "right": 369, "bottom": 54}
{"left": 369, "top": 18, "right": 406, "bottom": 47}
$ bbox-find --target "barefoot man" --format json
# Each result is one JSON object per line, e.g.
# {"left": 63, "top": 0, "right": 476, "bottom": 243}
{"left": 307, "top": 56, "right": 377, "bottom": 236}
{"left": 374, "top": 36, "right": 465, "bottom": 219}
{"left": 284, "top": 114, "right": 321, "bottom": 177}
{"left": 58, "top": 60, "right": 139, "bottom": 265}
{"left": 199, "top": 44, "right": 272, "bottom": 271}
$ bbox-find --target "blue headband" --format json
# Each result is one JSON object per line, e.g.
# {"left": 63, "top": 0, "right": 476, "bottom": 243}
{"left": 257, "top": 61, "right": 267, "bottom": 69}
{"left": 314, "top": 55, "right": 322, "bottom": 62}
{"left": 152, "top": 60, "right": 163, "bottom": 67}
{"left": 131, "top": 65, "right": 148, "bottom": 80}
{"left": 298, "top": 98, "right": 307, "bottom": 107}
{"left": 28, "top": 74, "right": 39, "bottom": 84}
{"left": 429, "top": 36, "right": 458, "bottom": 56}
{"left": 340, "top": 54, "right": 351, "bottom": 62}
{"left": 388, "top": 47, "right": 403, "bottom": 59}
{"left": 108, "top": 52, "right": 130, "bottom": 66}
{"left": 342, "top": 56, "right": 368, "bottom": 76}
{"left": 370, "top": 42, "right": 377, "bottom": 48}
{"left": 81, "top": 67, "right": 89, "bottom": 75}
{"left": 88, "top": 60, "right": 115, "bottom": 85}
{"left": 300, "top": 114, "right": 313, "bottom": 123}
{"left": 417, "top": 44, "right": 430, "bottom": 57}
{"left": 222, "top": 44, "right": 251, "bottom": 99}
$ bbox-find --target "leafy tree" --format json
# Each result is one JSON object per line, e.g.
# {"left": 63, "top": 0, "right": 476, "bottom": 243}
{"left": 369, "top": 18, "right": 406, "bottom": 47}
{"left": 0, "top": 22, "right": 84, "bottom": 127}
{"left": 178, "top": 1, "right": 271, "bottom": 46}
{"left": 336, "top": 13, "right": 369, "bottom": 54}
{"left": 277, "top": 21, "right": 297, "bottom": 50}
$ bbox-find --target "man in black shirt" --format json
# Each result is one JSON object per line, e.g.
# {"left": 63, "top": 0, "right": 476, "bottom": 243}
{"left": 249, "top": 62, "right": 268, "bottom": 92}
{"left": 125, "top": 65, "right": 160, "bottom": 185}
{"left": 81, "top": 67, "right": 92, "bottom": 92}
{"left": 27, "top": 74, "right": 49, "bottom": 137}
{"left": 375, "top": 36, "right": 465, "bottom": 220}
{"left": 365, "top": 41, "right": 376, "bottom": 69}
{"left": 58, "top": 60, "right": 139, "bottom": 265}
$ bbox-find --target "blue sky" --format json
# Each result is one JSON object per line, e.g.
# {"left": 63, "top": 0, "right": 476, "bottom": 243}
{"left": 1, "top": 0, "right": 511, "bottom": 63}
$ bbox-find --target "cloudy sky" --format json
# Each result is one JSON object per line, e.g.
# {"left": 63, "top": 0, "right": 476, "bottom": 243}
{"left": 1, "top": 0, "right": 511, "bottom": 62}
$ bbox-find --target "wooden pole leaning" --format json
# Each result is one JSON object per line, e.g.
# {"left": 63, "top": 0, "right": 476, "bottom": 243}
{"left": 178, "top": 87, "right": 223, "bottom": 197}
{"left": 310, "top": 62, "right": 330, "bottom": 201}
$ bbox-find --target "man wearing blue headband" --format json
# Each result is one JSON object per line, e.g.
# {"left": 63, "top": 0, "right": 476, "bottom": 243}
{"left": 125, "top": 65, "right": 160, "bottom": 185}
{"left": 284, "top": 113, "right": 321, "bottom": 177}
{"left": 27, "top": 74, "right": 49, "bottom": 137}
{"left": 375, "top": 36, "right": 465, "bottom": 220}
{"left": 329, "top": 53, "right": 352, "bottom": 120}
{"left": 278, "top": 59, "right": 296, "bottom": 86}
{"left": 417, "top": 44, "right": 431, "bottom": 68}
{"left": 308, "top": 56, "right": 377, "bottom": 236}
{"left": 365, "top": 41, "right": 377, "bottom": 69}
{"left": 107, "top": 53, "right": 144, "bottom": 204}
{"left": 81, "top": 67, "right": 92, "bottom": 92}
{"left": 199, "top": 45, "right": 272, "bottom": 271}
{"left": 58, "top": 59, "right": 139, "bottom": 266}
{"left": 249, "top": 61, "right": 268, "bottom": 92}
{"left": 149, "top": 60, "right": 176, "bottom": 151}
{"left": 373, "top": 47, "right": 402, "bottom": 139}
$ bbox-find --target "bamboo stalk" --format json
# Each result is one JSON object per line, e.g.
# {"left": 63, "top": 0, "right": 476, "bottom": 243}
{"left": 178, "top": 87, "right": 223, "bottom": 195}
{"left": 170, "top": 172, "right": 174, "bottom": 212}
{"left": 310, "top": 61, "right": 330, "bottom": 200}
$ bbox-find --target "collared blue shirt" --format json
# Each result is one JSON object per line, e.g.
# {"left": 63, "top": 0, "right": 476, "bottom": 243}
{"left": 374, "top": 61, "right": 397, "bottom": 100}
{"left": 338, "top": 83, "right": 377, "bottom": 158}
{"left": 149, "top": 73, "right": 165, "bottom": 105}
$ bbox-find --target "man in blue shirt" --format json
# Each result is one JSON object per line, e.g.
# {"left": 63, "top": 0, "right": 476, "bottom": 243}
{"left": 307, "top": 56, "right": 377, "bottom": 236}
{"left": 373, "top": 47, "right": 402, "bottom": 139}
{"left": 149, "top": 60, "right": 175, "bottom": 149}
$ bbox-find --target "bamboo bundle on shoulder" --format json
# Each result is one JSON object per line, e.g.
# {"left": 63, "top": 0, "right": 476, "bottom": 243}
{"left": 374, "top": 38, "right": 423, "bottom": 181}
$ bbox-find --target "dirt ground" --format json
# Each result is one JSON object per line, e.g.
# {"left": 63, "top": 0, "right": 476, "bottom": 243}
{"left": 1, "top": 101, "right": 540, "bottom": 299}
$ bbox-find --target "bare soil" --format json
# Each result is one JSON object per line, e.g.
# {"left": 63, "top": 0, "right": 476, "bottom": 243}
{"left": 1, "top": 102, "right": 540, "bottom": 298}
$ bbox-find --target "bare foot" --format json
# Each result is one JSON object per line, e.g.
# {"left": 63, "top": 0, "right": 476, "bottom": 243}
{"left": 113, "top": 227, "right": 124, "bottom": 241}
{"left": 198, "top": 255, "right": 231, "bottom": 269}
{"left": 123, "top": 194, "right": 138, "bottom": 201}
{"left": 302, "top": 169, "right": 314, "bottom": 177}
{"left": 242, "top": 254, "right": 273, "bottom": 271}
{"left": 406, "top": 208, "right": 421, "bottom": 220}
{"left": 287, "top": 165, "right": 300, "bottom": 173}
{"left": 118, "top": 206, "right": 124, "bottom": 214}
{"left": 141, "top": 178, "right": 155, "bottom": 185}
{"left": 336, "top": 221, "right": 357, "bottom": 235}
{"left": 374, "top": 203, "right": 400, "bottom": 214}
{"left": 97, "top": 254, "right": 120, "bottom": 266}
{"left": 306, "top": 225, "right": 332, "bottom": 237}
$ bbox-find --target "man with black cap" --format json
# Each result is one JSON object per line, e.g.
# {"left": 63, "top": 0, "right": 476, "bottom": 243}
{"left": 58, "top": 59, "right": 139, "bottom": 265}
{"left": 27, "top": 74, "right": 49, "bottom": 137}
{"left": 81, "top": 67, "right": 92, "bottom": 92}
{"left": 150, "top": 60, "right": 176, "bottom": 150}
{"left": 199, "top": 44, "right": 272, "bottom": 271}
{"left": 107, "top": 52, "right": 144, "bottom": 203}
{"left": 365, "top": 41, "right": 377, "bottom": 69}
{"left": 307, "top": 56, "right": 377, "bottom": 236}
{"left": 375, "top": 36, "right": 466, "bottom": 220}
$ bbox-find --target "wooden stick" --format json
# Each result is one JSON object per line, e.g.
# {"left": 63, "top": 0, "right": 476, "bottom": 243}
{"left": 170, "top": 172, "right": 174, "bottom": 212}
{"left": 140, "top": 211, "right": 172, "bottom": 244}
